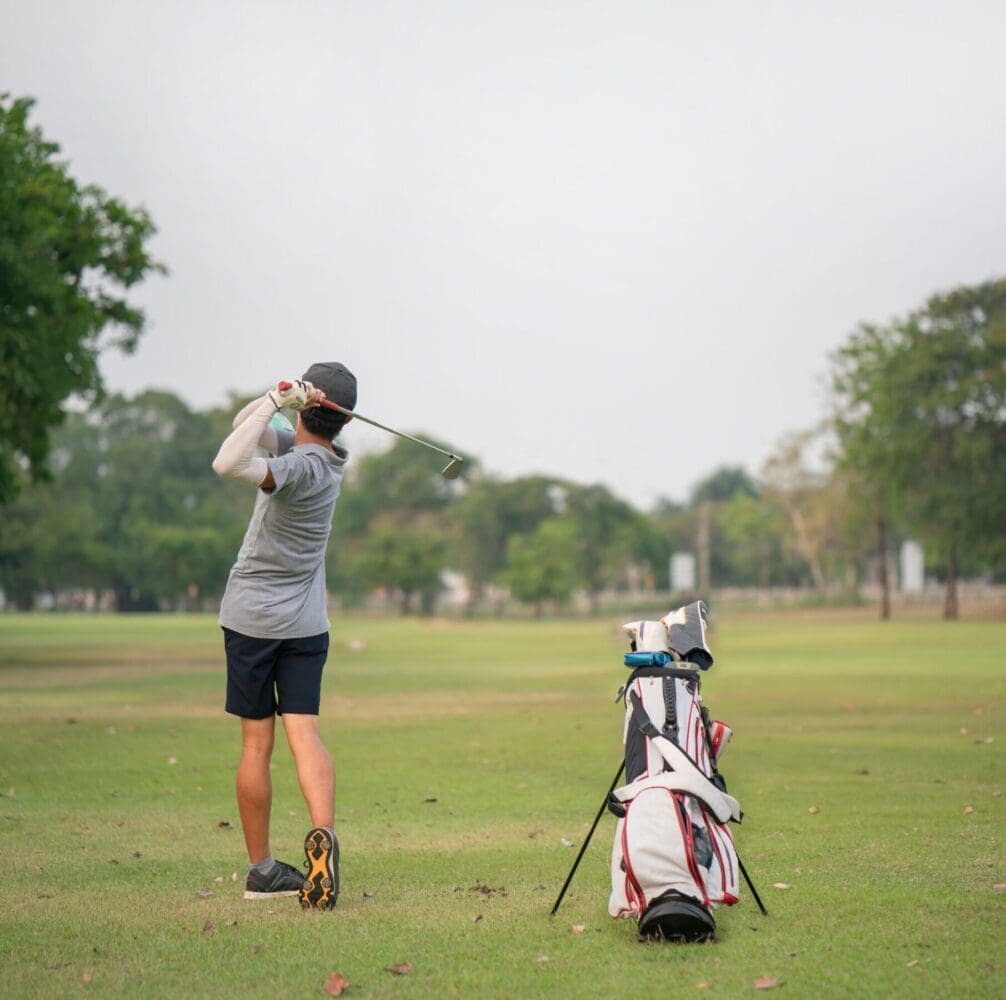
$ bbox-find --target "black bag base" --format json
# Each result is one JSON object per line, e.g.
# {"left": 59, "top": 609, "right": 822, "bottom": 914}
{"left": 638, "top": 891, "right": 716, "bottom": 943}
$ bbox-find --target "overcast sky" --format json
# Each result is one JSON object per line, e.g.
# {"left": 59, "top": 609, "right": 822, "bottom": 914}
{"left": 4, "top": 1, "right": 1004, "bottom": 507}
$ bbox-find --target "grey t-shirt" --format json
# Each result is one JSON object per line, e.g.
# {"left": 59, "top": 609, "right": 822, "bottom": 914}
{"left": 218, "top": 431, "right": 347, "bottom": 639}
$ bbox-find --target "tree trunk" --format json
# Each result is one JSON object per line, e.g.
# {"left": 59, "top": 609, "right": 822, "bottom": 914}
{"left": 943, "top": 543, "right": 959, "bottom": 620}
{"left": 419, "top": 588, "right": 436, "bottom": 617}
{"left": 876, "top": 516, "right": 890, "bottom": 620}
{"left": 399, "top": 589, "right": 412, "bottom": 615}
{"left": 783, "top": 497, "right": 826, "bottom": 591}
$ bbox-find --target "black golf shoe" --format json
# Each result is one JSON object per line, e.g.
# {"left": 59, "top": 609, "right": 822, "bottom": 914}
{"left": 243, "top": 860, "right": 303, "bottom": 899}
{"left": 300, "top": 827, "right": 339, "bottom": 910}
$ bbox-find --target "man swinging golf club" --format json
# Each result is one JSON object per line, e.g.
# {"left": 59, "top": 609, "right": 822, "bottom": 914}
{"left": 212, "top": 361, "right": 356, "bottom": 911}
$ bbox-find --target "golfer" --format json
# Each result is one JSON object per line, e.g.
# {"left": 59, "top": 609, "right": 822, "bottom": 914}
{"left": 211, "top": 362, "right": 357, "bottom": 911}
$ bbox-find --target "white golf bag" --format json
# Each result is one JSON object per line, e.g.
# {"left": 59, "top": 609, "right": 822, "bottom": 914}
{"left": 608, "top": 603, "right": 742, "bottom": 940}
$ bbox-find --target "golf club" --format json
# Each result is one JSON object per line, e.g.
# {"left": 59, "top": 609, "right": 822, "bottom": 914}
{"left": 277, "top": 381, "right": 464, "bottom": 479}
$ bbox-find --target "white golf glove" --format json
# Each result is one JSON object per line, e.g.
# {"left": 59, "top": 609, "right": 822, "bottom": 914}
{"left": 268, "top": 379, "right": 315, "bottom": 411}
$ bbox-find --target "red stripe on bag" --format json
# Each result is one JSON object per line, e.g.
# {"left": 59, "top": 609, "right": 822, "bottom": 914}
{"left": 621, "top": 805, "right": 646, "bottom": 911}
{"left": 673, "top": 792, "right": 709, "bottom": 907}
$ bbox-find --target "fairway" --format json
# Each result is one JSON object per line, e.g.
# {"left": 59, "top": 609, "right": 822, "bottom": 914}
{"left": 0, "top": 610, "right": 1003, "bottom": 998}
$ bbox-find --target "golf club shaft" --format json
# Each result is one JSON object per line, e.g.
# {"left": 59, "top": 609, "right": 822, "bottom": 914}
{"left": 319, "top": 399, "right": 460, "bottom": 463}
{"left": 550, "top": 760, "right": 625, "bottom": 916}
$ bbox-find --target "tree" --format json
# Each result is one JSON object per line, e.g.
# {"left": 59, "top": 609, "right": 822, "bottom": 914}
{"left": 453, "top": 475, "right": 565, "bottom": 613}
{"left": 0, "top": 94, "right": 164, "bottom": 503}
{"left": 499, "top": 518, "right": 578, "bottom": 616}
{"left": 353, "top": 521, "right": 448, "bottom": 615}
{"left": 563, "top": 483, "right": 654, "bottom": 613}
{"left": 715, "top": 492, "right": 792, "bottom": 588}
{"left": 831, "top": 278, "right": 1006, "bottom": 618}
{"left": 760, "top": 431, "right": 832, "bottom": 590}
{"left": 689, "top": 466, "right": 759, "bottom": 504}
{"left": 0, "top": 390, "right": 242, "bottom": 610}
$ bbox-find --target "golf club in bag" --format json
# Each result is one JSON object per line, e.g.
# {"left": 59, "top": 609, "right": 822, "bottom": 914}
{"left": 276, "top": 381, "right": 464, "bottom": 479}
{"left": 551, "top": 602, "right": 766, "bottom": 941}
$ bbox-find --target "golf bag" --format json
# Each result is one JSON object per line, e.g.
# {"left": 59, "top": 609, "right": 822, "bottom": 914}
{"left": 608, "top": 602, "right": 742, "bottom": 941}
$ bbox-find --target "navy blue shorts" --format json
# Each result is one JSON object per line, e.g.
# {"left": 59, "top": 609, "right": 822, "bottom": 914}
{"left": 223, "top": 628, "right": 329, "bottom": 719}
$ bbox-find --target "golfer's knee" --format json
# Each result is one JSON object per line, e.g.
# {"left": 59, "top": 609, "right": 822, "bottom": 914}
{"left": 281, "top": 713, "right": 323, "bottom": 747}
{"left": 240, "top": 718, "right": 276, "bottom": 757}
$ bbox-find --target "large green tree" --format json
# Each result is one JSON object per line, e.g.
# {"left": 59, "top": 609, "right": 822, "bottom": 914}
{"left": 0, "top": 94, "right": 164, "bottom": 502}
{"left": 831, "top": 278, "right": 1006, "bottom": 618}
{"left": 499, "top": 518, "right": 578, "bottom": 616}
{"left": 453, "top": 475, "right": 565, "bottom": 613}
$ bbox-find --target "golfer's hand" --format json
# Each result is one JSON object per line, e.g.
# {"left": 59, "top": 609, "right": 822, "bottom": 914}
{"left": 304, "top": 385, "right": 327, "bottom": 409}
{"left": 268, "top": 379, "right": 315, "bottom": 411}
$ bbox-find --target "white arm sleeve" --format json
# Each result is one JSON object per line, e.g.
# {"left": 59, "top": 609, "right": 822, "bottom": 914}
{"left": 212, "top": 397, "right": 276, "bottom": 486}
{"left": 231, "top": 394, "right": 280, "bottom": 455}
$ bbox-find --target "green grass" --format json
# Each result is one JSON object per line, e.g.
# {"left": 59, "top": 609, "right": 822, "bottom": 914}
{"left": 0, "top": 610, "right": 1003, "bottom": 997}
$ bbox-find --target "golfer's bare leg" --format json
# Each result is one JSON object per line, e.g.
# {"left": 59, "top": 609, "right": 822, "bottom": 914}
{"left": 236, "top": 716, "right": 276, "bottom": 863}
{"left": 282, "top": 714, "right": 335, "bottom": 829}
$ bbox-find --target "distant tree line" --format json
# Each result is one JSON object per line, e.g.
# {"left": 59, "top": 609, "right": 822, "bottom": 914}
{"left": 2, "top": 273, "right": 1003, "bottom": 619}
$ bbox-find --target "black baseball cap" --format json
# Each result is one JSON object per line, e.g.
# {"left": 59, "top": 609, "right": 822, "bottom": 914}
{"left": 302, "top": 361, "right": 357, "bottom": 411}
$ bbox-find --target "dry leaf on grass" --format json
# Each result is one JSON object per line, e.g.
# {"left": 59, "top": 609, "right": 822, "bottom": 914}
{"left": 560, "top": 838, "right": 574, "bottom": 847}
{"left": 202, "top": 919, "right": 215, "bottom": 936}
{"left": 324, "top": 971, "right": 349, "bottom": 996}
{"left": 993, "top": 883, "right": 1006, "bottom": 891}
{"left": 195, "top": 889, "right": 213, "bottom": 899}
{"left": 963, "top": 806, "right": 975, "bottom": 815}
{"left": 571, "top": 924, "right": 586, "bottom": 934}
{"left": 772, "top": 883, "right": 791, "bottom": 890}
{"left": 696, "top": 983, "right": 710, "bottom": 990}
{"left": 906, "top": 960, "right": 919, "bottom": 968}
{"left": 388, "top": 963, "right": 413, "bottom": 975}
{"left": 536, "top": 955, "right": 550, "bottom": 964}
{"left": 472, "top": 914, "right": 483, "bottom": 923}
{"left": 807, "top": 806, "right": 820, "bottom": 814}
{"left": 753, "top": 976, "right": 781, "bottom": 990}
{"left": 975, "top": 737, "right": 994, "bottom": 745}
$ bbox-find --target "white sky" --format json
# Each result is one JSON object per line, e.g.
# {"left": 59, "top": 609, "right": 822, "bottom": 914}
{"left": 3, "top": 1, "right": 1004, "bottom": 508}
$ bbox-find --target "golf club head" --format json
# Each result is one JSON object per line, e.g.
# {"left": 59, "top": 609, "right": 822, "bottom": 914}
{"left": 441, "top": 456, "right": 464, "bottom": 480}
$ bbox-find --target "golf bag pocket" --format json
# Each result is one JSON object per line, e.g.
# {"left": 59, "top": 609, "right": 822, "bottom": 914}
{"left": 608, "top": 776, "right": 739, "bottom": 919}
{"left": 708, "top": 720, "right": 732, "bottom": 763}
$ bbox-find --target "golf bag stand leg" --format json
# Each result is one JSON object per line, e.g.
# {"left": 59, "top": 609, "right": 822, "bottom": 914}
{"left": 551, "top": 761, "right": 625, "bottom": 916}
{"left": 737, "top": 854, "right": 768, "bottom": 916}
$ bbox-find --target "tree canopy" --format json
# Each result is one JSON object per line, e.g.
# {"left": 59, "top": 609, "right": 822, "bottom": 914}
{"left": 0, "top": 94, "right": 164, "bottom": 502}
{"left": 831, "top": 277, "right": 1006, "bottom": 617}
